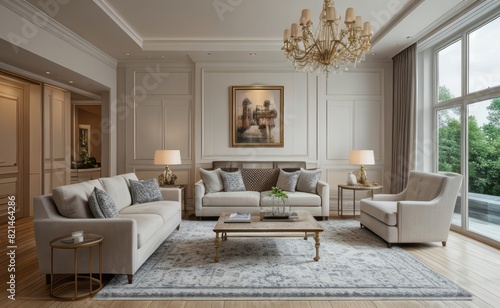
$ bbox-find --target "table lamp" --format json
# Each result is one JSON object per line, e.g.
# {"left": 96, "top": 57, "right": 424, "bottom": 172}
{"left": 349, "top": 150, "right": 375, "bottom": 185}
{"left": 154, "top": 150, "right": 181, "bottom": 186}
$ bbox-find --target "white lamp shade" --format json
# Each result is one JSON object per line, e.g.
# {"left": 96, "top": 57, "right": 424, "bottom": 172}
{"left": 349, "top": 150, "right": 375, "bottom": 165}
{"left": 154, "top": 150, "right": 181, "bottom": 165}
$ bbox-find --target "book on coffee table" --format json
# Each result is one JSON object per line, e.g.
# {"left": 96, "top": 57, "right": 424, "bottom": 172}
{"left": 225, "top": 212, "right": 251, "bottom": 223}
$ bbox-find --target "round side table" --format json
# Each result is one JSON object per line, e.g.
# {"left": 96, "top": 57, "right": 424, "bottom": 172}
{"left": 49, "top": 233, "right": 103, "bottom": 300}
{"left": 338, "top": 184, "right": 383, "bottom": 218}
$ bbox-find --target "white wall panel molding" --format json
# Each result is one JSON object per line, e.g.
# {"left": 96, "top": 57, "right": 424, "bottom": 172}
{"left": 198, "top": 65, "right": 316, "bottom": 163}
{"left": 326, "top": 69, "right": 384, "bottom": 96}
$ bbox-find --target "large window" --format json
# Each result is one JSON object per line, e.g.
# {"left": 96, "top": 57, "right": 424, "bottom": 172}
{"left": 434, "top": 15, "right": 500, "bottom": 245}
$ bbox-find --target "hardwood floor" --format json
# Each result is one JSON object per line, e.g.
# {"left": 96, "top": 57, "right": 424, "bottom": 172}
{"left": 1, "top": 215, "right": 499, "bottom": 308}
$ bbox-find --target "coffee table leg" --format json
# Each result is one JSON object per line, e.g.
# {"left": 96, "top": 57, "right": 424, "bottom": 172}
{"left": 215, "top": 232, "right": 220, "bottom": 262}
{"left": 313, "top": 232, "right": 320, "bottom": 261}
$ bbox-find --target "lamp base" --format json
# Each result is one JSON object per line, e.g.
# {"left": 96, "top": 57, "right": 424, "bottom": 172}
{"left": 358, "top": 165, "right": 368, "bottom": 185}
{"left": 158, "top": 166, "right": 177, "bottom": 186}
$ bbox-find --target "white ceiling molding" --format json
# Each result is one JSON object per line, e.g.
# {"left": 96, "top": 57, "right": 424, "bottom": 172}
{"left": 143, "top": 39, "right": 281, "bottom": 52}
{"left": 93, "top": 0, "right": 143, "bottom": 48}
{"left": 2, "top": 0, "right": 117, "bottom": 69}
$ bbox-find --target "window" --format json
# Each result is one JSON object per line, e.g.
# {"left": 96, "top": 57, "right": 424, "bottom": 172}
{"left": 432, "top": 14, "right": 500, "bottom": 245}
{"left": 437, "top": 40, "right": 461, "bottom": 102}
{"left": 468, "top": 17, "right": 500, "bottom": 93}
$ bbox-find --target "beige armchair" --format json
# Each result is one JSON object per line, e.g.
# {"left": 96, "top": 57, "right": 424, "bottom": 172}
{"left": 360, "top": 171, "right": 462, "bottom": 247}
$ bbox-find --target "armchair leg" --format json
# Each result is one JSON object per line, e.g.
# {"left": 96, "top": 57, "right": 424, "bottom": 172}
{"left": 45, "top": 274, "right": 51, "bottom": 284}
{"left": 387, "top": 242, "right": 392, "bottom": 248}
{"left": 128, "top": 275, "right": 133, "bottom": 284}
{"left": 360, "top": 223, "right": 365, "bottom": 228}
{"left": 176, "top": 224, "right": 180, "bottom": 230}
{"left": 442, "top": 241, "right": 447, "bottom": 247}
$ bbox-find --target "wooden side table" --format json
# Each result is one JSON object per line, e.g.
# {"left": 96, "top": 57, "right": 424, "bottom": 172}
{"left": 338, "top": 184, "right": 383, "bottom": 218}
{"left": 49, "top": 234, "right": 103, "bottom": 300}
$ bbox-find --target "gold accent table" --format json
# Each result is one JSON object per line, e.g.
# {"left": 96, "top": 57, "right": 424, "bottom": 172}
{"left": 49, "top": 234, "right": 103, "bottom": 300}
{"left": 337, "top": 184, "right": 383, "bottom": 218}
{"left": 213, "top": 211, "right": 324, "bottom": 262}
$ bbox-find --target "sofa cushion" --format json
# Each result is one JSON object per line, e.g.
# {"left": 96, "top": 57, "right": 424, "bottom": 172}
{"left": 202, "top": 191, "right": 261, "bottom": 207}
{"left": 98, "top": 174, "right": 136, "bottom": 211}
{"left": 260, "top": 191, "right": 321, "bottom": 207}
{"left": 360, "top": 199, "right": 398, "bottom": 226}
{"left": 52, "top": 179, "right": 103, "bottom": 218}
{"left": 119, "top": 213, "right": 164, "bottom": 249}
{"left": 405, "top": 172, "right": 445, "bottom": 201}
{"left": 276, "top": 169, "right": 300, "bottom": 192}
{"left": 241, "top": 168, "right": 279, "bottom": 192}
{"left": 199, "top": 168, "right": 224, "bottom": 193}
{"left": 296, "top": 168, "right": 321, "bottom": 193}
{"left": 120, "top": 200, "right": 180, "bottom": 223}
{"left": 130, "top": 179, "right": 163, "bottom": 204}
{"left": 88, "top": 187, "right": 119, "bottom": 218}
{"left": 220, "top": 170, "right": 246, "bottom": 192}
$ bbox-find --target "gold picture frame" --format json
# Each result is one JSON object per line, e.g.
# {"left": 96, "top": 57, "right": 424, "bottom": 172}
{"left": 230, "top": 85, "right": 284, "bottom": 147}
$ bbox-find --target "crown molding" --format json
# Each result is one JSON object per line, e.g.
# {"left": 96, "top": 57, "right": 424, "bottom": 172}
{"left": 2, "top": 0, "right": 117, "bottom": 69}
{"left": 143, "top": 39, "right": 281, "bottom": 52}
{"left": 93, "top": 0, "right": 143, "bottom": 48}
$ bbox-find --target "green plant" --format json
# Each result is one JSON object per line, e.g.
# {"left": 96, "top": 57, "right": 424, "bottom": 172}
{"left": 267, "top": 186, "right": 288, "bottom": 199}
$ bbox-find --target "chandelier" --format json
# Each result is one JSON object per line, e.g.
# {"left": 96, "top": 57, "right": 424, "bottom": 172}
{"left": 282, "top": 0, "right": 372, "bottom": 77}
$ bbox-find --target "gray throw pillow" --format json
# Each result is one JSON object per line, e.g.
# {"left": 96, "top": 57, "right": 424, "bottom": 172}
{"left": 220, "top": 170, "right": 246, "bottom": 192}
{"left": 88, "top": 187, "right": 119, "bottom": 218}
{"left": 199, "top": 168, "right": 224, "bottom": 193}
{"left": 296, "top": 168, "right": 321, "bottom": 193}
{"left": 276, "top": 169, "right": 300, "bottom": 192}
{"left": 130, "top": 179, "right": 163, "bottom": 204}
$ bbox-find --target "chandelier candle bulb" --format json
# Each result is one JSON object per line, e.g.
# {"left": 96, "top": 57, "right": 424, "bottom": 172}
{"left": 363, "top": 22, "right": 371, "bottom": 35}
{"left": 291, "top": 23, "right": 300, "bottom": 37}
{"left": 355, "top": 16, "right": 362, "bottom": 28}
{"left": 284, "top": 29, "right": 290, "bottom": 41}
{"left": 345, "top": 7, "right": 355, "bottom": 23}
{"left": 301, "top": 9, "right": 311, "bottom": 23}
{"left": 326, "top": 7, "right": 336, "bottom": 21}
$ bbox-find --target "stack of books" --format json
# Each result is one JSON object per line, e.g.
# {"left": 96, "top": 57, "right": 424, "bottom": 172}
{"left": 225, "top": 212, "right": 251, "bottom": 223}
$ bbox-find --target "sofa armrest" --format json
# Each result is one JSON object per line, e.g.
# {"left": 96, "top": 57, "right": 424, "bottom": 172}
{"left": 159, "top": 187, "right": 182, "bottom": 202}
{"left": 194, "top": 180, "right": 205, "bottom": 216}
{"left": 316, "top": 180, "right": 330, "bottom": 217}
{"left": 34, "top": 217, "right": 138, "bottom": 275}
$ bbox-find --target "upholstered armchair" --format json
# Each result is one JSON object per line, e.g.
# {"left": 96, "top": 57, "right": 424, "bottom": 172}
{"left": 360, "top": 171, "right": 462, "bottom": 247}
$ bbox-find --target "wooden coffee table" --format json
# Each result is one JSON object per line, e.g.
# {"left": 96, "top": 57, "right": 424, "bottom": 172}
{"left": 213, "top": 211, "right": 324, "bottom": 262}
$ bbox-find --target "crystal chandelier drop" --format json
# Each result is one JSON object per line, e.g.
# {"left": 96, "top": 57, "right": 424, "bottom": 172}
{"left": 282, "top": 0, "right": 372, "bottom": 77}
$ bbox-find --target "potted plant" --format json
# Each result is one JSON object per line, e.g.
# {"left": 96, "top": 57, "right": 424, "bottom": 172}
{"left": 267, "top": 186, "right": 290, "bottom": 216}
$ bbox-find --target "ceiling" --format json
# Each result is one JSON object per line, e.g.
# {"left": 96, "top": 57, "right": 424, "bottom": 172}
{"left": 1, "top": 0, "right": 485, "bottom": 96}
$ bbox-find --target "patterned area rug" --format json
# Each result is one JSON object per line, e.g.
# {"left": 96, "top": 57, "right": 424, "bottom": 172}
{"left": 95, "top": 220, "right": 471, "bottom": 300}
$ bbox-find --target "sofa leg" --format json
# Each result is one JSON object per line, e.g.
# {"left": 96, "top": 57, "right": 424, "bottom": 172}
{"left": 45, "top": 274, "right": 51, "bottom": 284}
{"left": 323, "top": 216, "right": 328, "bottom": 221}
{"left": 360, "top": 223, "right": 365, "bottom": 228}
{"left": 442, "top": 241, "right": 447, "bottom": 247}
{"left": 387, "top": 242, "right": 392, "bottom": 248}
{"left": 128, "top": 275, "right": 133, "bottom": 284}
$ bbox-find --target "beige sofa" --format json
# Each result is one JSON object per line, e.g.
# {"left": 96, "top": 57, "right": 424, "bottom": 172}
{"left": 33, "top": 173, "right": 182, "bottom": 284}
{"left": 195, "top": 161, "right": 330, "bottom": 220}
{"left": 360, "top": 171, "right": 462, "bottom": 247}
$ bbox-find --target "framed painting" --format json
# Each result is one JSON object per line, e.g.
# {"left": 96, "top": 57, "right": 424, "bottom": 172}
{"left": 230, "top": 85, "right": 284, "bottom": 147}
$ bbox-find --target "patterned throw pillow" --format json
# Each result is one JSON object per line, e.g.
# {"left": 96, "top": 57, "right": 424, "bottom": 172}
{"left": 241, "top": 169, "right": 280, "bottom": 192}
{"left": 199, "top": 168, "right": 224, "bottom": 193}
{"left": 276, "top": 169, "right": 300, "bottom": 192}
{"left": 88, "top": 187, "right": 119, "bottom": 218}
{"left": 130, "top": 179, "right": 163, "bottom": 204}
{"left": 220, "top": 170, "right": 246, "bottom": 192}
{"left": 296, "top": 168, "right": 321, "bottom": 193}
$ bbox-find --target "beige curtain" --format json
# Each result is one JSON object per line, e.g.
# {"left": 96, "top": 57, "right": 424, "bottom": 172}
{"left": 391, "top": 43, "right": 416, "bottom": 193}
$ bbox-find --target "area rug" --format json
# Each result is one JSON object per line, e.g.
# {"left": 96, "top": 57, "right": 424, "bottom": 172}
{"left": 94, "top": 220, "right": 471, "bottom": 300}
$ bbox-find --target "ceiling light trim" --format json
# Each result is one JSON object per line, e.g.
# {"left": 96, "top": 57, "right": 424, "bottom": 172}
{"left": 93, "top": 0, "right": 143, "bottom": 48}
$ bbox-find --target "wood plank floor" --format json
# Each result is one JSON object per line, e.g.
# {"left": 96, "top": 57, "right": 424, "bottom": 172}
{"left": 1, "top": 215, "right": 499, "bottom": 308}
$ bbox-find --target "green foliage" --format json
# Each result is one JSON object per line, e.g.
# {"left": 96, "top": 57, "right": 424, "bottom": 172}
{"left": 439, "top": 96, "right": 500, "bottom": 196}
{"left": 438, "top": 85, "right": 455, "bottom": 102}
{"left": 267, "top": 187, "right": 288, "bottom": 199}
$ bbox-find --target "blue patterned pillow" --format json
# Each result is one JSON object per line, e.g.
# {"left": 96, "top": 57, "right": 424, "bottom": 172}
{"left": 130, "top": 179, "right": 163, "bottom": 204}
{"left": 220, "top": 170, "right": 246, "bottom": 192}
{"left": 276, "top": 169, "right": 300, "bottom": 191}
{"left": 88, "top": 187, "right": 119, "bottom": 218}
